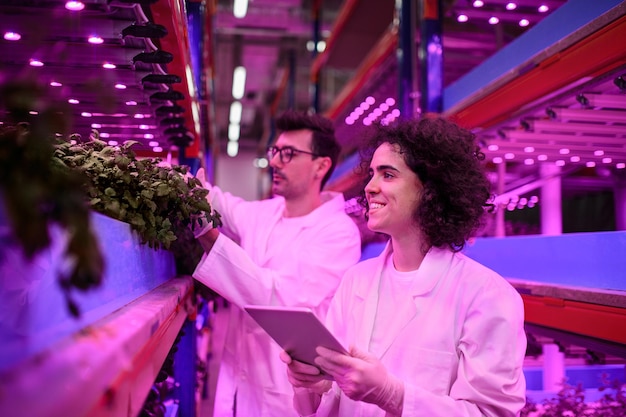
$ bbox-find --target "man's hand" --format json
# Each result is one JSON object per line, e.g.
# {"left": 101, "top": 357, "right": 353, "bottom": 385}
{"left": 314, "top": 346, "right": 404, "bottom": 415}
{"left": 191, "top": 167, "right": 219, "bottom": 239}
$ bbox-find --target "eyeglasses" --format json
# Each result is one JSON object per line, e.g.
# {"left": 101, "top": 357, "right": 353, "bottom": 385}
{"left": 266, "top": 145, "right": 319, "bottom": 164}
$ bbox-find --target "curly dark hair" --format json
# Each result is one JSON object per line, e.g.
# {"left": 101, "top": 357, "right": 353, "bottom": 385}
{"left": 275, "top": 110, "right": 340, "bottom": 189}
{"left": 357, "top": 117, "right": 494, "bottom": 253}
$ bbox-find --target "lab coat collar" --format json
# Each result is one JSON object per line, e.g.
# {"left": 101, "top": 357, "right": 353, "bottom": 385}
{"left": 282, "top": 191, "right": 347, "bottom": 228}
{"left": 354, "top": 242, "right": 452, "bottom": 300}
{"left": 354, "top": 242, "right": 454, "bottom": 357}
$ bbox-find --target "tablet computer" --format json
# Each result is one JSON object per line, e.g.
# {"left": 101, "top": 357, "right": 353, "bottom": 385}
{"left": 244, "top": 305, "right": 348, "bottom": 372}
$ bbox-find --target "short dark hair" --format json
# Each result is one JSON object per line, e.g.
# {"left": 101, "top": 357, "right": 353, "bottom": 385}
{"left": 275, "top": 110, "right": 340, "bottom": 189}
{"left": 357, "top": 117, "right": 494, "bottom": 253}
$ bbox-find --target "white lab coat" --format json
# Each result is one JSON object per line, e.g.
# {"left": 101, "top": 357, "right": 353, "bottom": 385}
{"left": 315, "top": 242, "right": 527, "bottom": 417}
{"left": 193, "top": 186, "right": 361, "bottom": 417}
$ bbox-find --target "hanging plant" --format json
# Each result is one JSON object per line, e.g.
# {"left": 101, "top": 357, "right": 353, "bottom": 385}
{"left": 0, "top": 123, "right": 104, "bottom": 317}
{"left": 1, "top": 79, "right": 220, "bottom": 316}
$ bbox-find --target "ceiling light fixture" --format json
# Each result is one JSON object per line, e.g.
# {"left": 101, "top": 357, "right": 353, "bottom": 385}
{"left": 88, "top": 36, "right": 103, "bottom": 44}
{"left": 229, "top": 101, "right": 243, "bottom": 124}
{"left": 4, "top": 31, "right": 21, "bottom": 41}
{"left": 228, "top": 124, "right": 240, "bottom": 141}
{"left": 232, "top": 66, "right": 246, "bottom": 99}
{"left": 233, "top": 0, "right": 249, "bottom": 18}
{"left": 227, "top": 140, "right": 239, "bottom": 157}
{"left": 65, "top": 1, "right": 85, "bottom": 11}
{"left": 29, "top": 59, "right": 43, "bottom": 67}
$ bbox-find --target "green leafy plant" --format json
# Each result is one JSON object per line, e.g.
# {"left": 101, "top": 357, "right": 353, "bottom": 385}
{"left": 55, "top": 133, "right": 217, "bottom": 245}
{"left": 522, "top": 377, "right": 626, "bottom": 417}
{"left": 53, "top": 131, "right": 221, "bottom": 274}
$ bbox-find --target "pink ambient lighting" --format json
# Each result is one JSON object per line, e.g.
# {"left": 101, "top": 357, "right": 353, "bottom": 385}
{"left": 88, "top": 36, "right": 104, "bottom": 44}
{"left": 91, "top": 123, "right": 102, "bottom": 129}
{"left": 115, "top": 83, "right": 127, "bottom": 89}
{"left": 102, "top": 63, "right": 116, "bottom": 69}
{"left": 4, "top": 31, "right": 21, "bottom": 41}
{"left": 81, "top": 112, "right": 92, "bottom": 117}
{"left": 68, "top": 98, "right": 80, "bottom": 104}
{"left": 616, "top": 163, "right": 625, "bottom": 169}
{"left": 126, "top": 100, "right": 138, "bottom": 106}
{"left": 29, "top": 59, "right": 44, "bottom": 67}
{"left": 50, "top": 81, "right": 62, "bottom": 87}
{"left": 65, "top": 1, "right": 85, "bottom": 11}
{"left": 148, "top": 141, "right": 159, "bottom": 147}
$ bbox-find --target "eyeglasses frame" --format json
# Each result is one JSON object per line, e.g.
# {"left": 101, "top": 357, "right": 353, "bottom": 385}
{"left": 267, "top": 145, "right": 320, "bottom": 164}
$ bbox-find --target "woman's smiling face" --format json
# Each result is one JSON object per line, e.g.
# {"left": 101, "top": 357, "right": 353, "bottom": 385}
{"left": 364, "top": 142, "right": 423, "bottom": 238}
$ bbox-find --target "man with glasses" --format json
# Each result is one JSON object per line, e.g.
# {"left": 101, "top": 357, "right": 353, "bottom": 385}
{"left": 192, "top": 110, "right": 362, "bottom": 417}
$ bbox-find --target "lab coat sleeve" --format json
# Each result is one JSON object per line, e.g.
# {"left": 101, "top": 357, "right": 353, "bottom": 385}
{"left": 204, "top": 185, "right": 247, "bottom": 242}
{"left": 192, "top": 220, "right": 362, "bottom": 309}
{"left": 402, "top": 284, "right": 527, "bottom": 417}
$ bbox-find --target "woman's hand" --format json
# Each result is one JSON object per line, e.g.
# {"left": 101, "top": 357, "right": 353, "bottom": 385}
{"left": 314, "top": 346, "right": 404, "bottom": 415}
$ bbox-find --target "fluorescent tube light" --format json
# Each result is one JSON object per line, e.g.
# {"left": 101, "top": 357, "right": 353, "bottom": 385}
{"left": 233, "top": 0, "right": 248, "bottom": 19}
{"left": 229, "top": 101, "right": 242, "bottom": 124}
{"left": 232, "top": 66, "right": 246, "bottom": 99}
{"left": 228, "top": 123, "right": 240, "bottom": 141}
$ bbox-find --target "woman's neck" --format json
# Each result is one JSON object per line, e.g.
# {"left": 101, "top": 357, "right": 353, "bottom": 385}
{"left": 390, "top": 232, "right": 429, "bottom": 272}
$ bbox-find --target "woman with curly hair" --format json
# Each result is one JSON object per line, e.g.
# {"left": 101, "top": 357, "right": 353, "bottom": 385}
{"left": 281, "top": 117, "right": 527, "bottom": 417}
